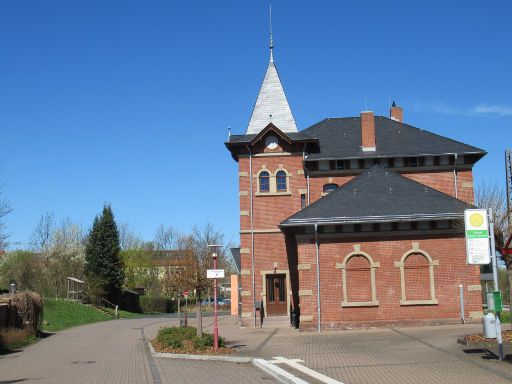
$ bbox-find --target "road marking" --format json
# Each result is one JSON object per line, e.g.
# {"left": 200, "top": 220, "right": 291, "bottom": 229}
{"left": 253, "top": 358, "right": 309, "bottom": 384}
{"left": 272, "top": 356, "right": 344, "bottom": 384}
{"left": 269, "top": 358, "right": 304, "bottom": 364}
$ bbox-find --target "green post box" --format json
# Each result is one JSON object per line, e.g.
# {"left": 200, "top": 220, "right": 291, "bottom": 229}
{"left": 493, "top": 291, "right": 503, "bottom": 312}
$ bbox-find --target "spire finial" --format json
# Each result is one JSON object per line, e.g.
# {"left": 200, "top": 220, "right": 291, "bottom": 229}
{"left": 269, "top": 3, "right": 274, "bottom": 62}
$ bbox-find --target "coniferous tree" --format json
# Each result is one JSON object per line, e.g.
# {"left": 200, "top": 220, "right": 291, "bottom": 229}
{"left": 85, "top": 205, "right": 124, "bottom": 301}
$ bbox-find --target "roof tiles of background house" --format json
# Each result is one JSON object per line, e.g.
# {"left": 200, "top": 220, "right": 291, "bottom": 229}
{"left": 302, "top": 116, "right": 485, "bottom": 160}
{"left": 280, "top": 165, "right": 470, "bottom": 226}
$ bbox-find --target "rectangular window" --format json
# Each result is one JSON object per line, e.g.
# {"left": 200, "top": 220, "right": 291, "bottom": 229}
{"left": 336, "top": 160, "right": 345, "bottom": 170}
{"left": 300, "top": 193, "right": 306, "bottom": 209}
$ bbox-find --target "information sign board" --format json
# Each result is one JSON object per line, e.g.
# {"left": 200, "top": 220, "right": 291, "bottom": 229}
{"left": 464, "top": 209, "right": 491, "bottom": 265}
{"left": 207, "top": 269, "right": 225, "bottom": 279}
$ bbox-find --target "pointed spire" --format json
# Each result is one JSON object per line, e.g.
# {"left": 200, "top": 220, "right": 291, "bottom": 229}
{"left": 269, "top": 3, "right": 274, "bottom": 63}
{"left": 245, "top": 5, "right": 298, "bottom": 135}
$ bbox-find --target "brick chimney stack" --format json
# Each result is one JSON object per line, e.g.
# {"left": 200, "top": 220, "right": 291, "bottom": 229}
{"left": 361, "top": 111, "right": 376, "bottom": 152}
{"left": 390, "top": 101, "right": 403, "bottom": 122}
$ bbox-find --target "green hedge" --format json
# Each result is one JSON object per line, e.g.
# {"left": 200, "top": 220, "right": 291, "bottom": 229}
{"left": 156, "top": 326, "right": 225, "bottom": 351}
{"left": 139, "top": 296, "right": 177, "bottom": 313}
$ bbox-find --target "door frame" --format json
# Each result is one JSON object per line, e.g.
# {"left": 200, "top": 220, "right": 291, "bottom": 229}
{"left": 261, "top": 269, "right": 290, "bottom": 317}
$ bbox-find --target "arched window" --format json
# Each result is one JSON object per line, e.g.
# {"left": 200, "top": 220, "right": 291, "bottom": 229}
{"left": 323, "top": 183, "right": 338, "bottom": 194}
{"left": 276, "top": 170, "right": 287, "bottom": 191}
{"left": 336, "top": 245, "right": 380, "bottom": 307}
{"left": 259, "top": 171, "right": 270, "bottom": 192}
{"left": 395, "top": 243, "right": 439, "bottom": 305}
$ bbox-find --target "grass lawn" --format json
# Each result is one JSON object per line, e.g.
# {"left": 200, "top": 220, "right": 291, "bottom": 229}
{"left": 42, "top": 299, "right": 113, "bottom": 332}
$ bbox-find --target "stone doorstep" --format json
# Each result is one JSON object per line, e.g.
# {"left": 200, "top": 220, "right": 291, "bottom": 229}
{"left": 148, "top": 339, "right": 253, "bottom": 363}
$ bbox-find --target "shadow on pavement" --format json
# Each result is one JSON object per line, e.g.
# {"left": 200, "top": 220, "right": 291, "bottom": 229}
{"left": 463, "top": 348, "right": 512, "bottom": 363}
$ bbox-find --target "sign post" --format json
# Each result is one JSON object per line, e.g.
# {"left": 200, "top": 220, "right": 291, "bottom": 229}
{"left": 465, "top": 208, "right": 503, "bottom": 360}
{"left": 184, "top": 290, "right": 189, "bottom": 327}
{"left": 207, "top": 244, "right": 223, "bottom": 351}
{"left": 464, "top": 209, "right": 491, "bottom": 265}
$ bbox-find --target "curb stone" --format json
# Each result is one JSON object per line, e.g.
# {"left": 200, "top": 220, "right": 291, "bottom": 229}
{"left": 149, "top": 340, "right": 253, "bottom": 363}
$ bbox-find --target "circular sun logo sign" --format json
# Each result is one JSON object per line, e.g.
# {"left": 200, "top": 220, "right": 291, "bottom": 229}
{"left": 469, "top": 213, "right": 484, "bottom": 227}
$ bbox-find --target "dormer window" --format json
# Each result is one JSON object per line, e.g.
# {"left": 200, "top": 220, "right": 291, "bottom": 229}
{"left": 276, "top": 171, "right": 287, "bottom": 191}
{"left": 323, "top": 183, "right": 338, "bottom": 194}
{"left": 259, "top": 171, "right": 270, "bottom": 192}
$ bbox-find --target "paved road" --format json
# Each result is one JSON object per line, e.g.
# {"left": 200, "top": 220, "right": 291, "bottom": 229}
{"left": 2, "top": 313, "right": 512, "bottom": 384}
{"left": 0, "top": 315, "right": 275, "bottom": 384}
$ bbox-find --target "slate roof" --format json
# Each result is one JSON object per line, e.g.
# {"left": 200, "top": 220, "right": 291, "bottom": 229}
{"left": 280, "top": 165, "right": 470, "bottom": 227}
{"left": 302, "top": 116, "right": 486, "bottom": 160}
{"left": 246, "top": 60, "right": 298, "bottom": 135}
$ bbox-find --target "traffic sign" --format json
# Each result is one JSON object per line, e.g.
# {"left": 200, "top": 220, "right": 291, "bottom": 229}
{"left": 464, "top": 209, "right": 491, "bottom": 265}
{"left": 207, "top": 269, "right": 225, "bottom": 279}
{"left": 183, "top": 290, "right": 189, "bottom": 297}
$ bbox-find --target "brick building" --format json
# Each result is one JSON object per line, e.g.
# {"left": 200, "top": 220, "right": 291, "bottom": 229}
{"left": 225, "top": 44, "right": 486, "bottom": 330}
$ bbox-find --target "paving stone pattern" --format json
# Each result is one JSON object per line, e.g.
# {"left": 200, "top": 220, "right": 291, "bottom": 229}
{"left": 2, "top": 313, "right": 512, "bottom": 384}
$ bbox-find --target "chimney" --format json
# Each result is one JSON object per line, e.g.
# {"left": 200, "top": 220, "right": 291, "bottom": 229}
{"left": 390, "top": 101, "right": 403, "bottom": 122}
{"left": 361, "top": 111, "right": 376, "bottom": 152}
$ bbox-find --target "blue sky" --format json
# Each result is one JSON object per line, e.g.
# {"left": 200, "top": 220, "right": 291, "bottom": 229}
{"left": 1, "top": 1, "right": 511, "bottom": 248}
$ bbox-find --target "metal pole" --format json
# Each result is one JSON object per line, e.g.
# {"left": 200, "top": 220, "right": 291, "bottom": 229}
{"left": 488, "top": 208, "right": 504, "bottom": 361}
{"left": 213, "top": 252, "right": 219, "bottom": 350}
{"left": 185, "top": 296, "right": 188, "bottom": 326}
{"left": 314, "top": 223, "right": 321, "bottom": 332}
{"left": 459, "top": 284, "right": 465, "bottom": 324}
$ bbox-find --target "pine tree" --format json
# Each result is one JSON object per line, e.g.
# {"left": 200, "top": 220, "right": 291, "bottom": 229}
{"left": 85, "top": 205, "right": 124, "bottom": 301}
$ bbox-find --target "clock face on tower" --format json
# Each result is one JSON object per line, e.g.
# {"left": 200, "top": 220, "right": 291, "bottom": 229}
{"left": 265, "top": 135, "right": 279, "bottom": 150}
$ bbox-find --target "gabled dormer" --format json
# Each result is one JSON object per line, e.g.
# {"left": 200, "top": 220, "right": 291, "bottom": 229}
{"left": 225, "top": 123, "right": 318, "bottom": 161}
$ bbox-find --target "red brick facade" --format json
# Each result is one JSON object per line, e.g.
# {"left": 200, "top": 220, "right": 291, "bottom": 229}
{"left": 234, "top": 129, "right": 483, "bottom": 329}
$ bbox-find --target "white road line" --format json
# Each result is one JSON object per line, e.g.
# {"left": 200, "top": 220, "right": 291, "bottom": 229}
{"left": 253, "top": 358, "right": 309, "bottom": 384}
{"left": 269, "top": 358, "right": 305, "bottom": 364}
{"left": 272, "top": 356, "right": 344, "bottom": 384}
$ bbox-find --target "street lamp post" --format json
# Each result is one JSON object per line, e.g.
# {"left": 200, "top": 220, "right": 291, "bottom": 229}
{"left": 208, "top": 244, "right": 222, "bottom": 351}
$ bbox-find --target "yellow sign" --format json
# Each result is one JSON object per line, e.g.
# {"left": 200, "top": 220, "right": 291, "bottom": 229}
{"left": 469, "top": 213, "right": 484, "bottom": 227}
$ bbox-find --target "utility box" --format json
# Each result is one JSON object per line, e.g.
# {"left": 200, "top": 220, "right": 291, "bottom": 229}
{"left": 487, "top": 291, "right": 503, "bottom": 312}
{"left": 483, "top": 313, "right": 497, "bottom": 339}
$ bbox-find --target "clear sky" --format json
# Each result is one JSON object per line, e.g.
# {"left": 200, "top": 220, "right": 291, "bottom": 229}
{"left": 1, "top": 0, "right": 511, "bottom": 248}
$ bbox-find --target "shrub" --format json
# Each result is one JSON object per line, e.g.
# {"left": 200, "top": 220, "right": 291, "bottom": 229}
{"left": 157, "top": 326, "right": 197, "bottom": 349}
{"left": 12, "top": 291, "right": 43, "bottom": 332}
{"left": 140, "top": 296, "right": 176, "bottom": 313}
{"left": 0, "top": 328, "right": 30, "bottom": 348}
{"left": 192, "top": 333, "right": 226, "bottom": 350}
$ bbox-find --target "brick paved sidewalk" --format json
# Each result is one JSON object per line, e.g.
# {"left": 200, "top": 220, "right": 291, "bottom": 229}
{"left": 2, "top": 312, "right": 512, "bottom": 384}
{"left": 176, "top": 314, "right": 512, "bottom": 384}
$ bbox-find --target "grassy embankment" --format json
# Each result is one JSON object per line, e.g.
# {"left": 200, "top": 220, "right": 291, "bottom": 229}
{"left": 42, "top": 298, "right": 146, "bottom": 332}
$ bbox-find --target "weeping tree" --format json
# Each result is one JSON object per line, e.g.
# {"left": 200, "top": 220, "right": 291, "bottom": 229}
{"left": 85, "top": 205, "right": 124, "bottom": 303}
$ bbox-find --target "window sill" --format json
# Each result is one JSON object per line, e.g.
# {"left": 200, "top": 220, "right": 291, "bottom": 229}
{"left": 400, "top": 299, "right": 438, "bottom": 306}
{"left": 255, "top": 192, "right": 292, "bottom": 197}
{"left": 341, "top": 301, "right": 379, "bottom": 308}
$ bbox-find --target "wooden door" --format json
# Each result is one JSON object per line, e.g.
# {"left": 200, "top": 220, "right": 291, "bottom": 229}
{"left": 265, "top": 274, "right": 287, "bottom": 316}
